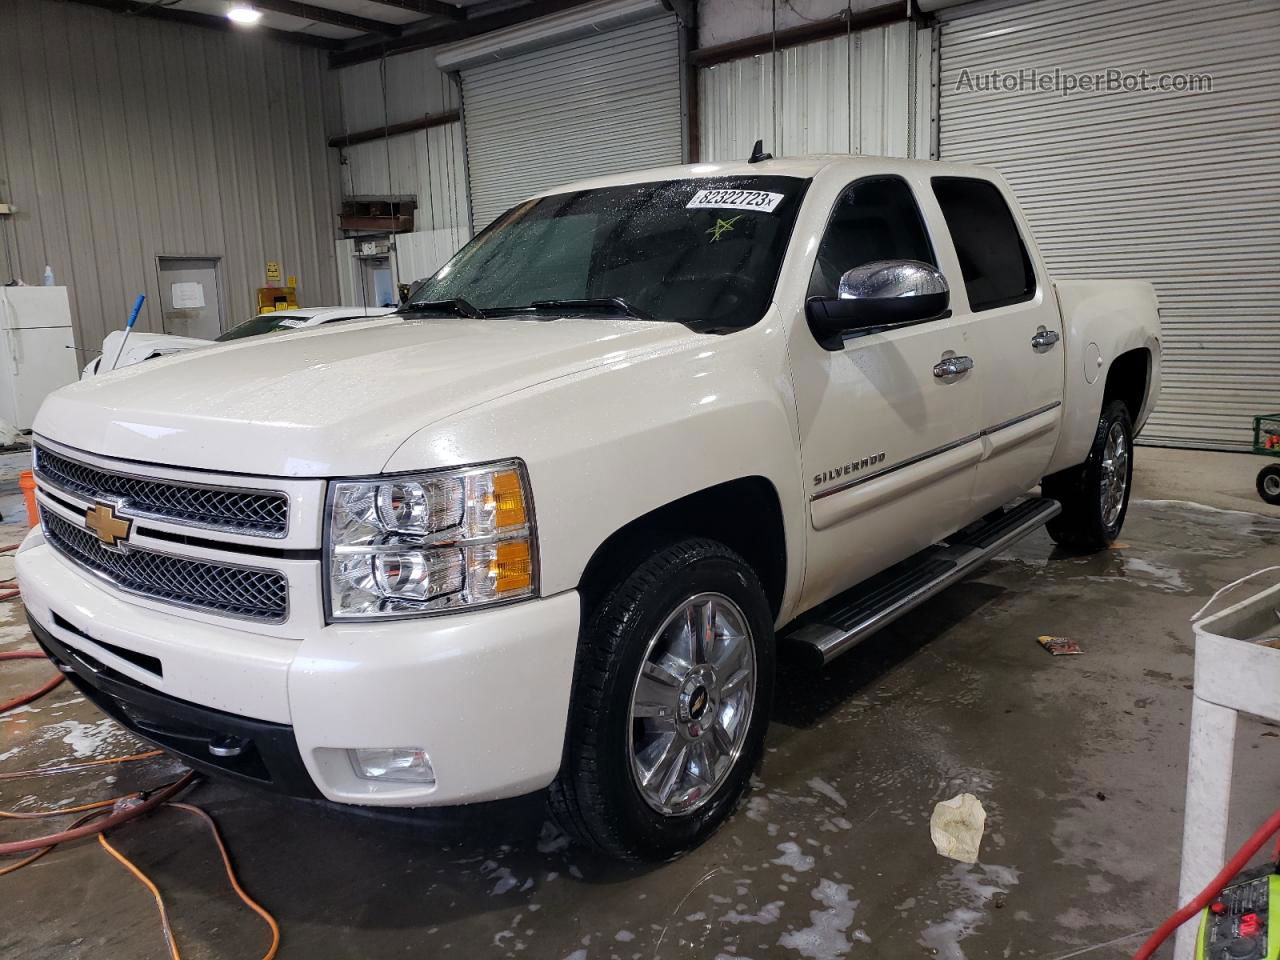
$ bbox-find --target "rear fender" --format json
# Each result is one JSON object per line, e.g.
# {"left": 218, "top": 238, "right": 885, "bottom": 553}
{"left": 1046, "top": 279, "right": 1161, "bottom": 475}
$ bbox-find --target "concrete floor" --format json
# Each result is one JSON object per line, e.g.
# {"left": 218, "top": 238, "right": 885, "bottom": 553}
{"left": 2, "top": 447, "right": 1279, "bottom": 960}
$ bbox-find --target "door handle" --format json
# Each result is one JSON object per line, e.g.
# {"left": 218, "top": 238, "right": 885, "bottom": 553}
{"left": 933, "top": 356, "right": 974, "bottom": 379}
{"left": 1031, "top": 328, "right": 1060, "bottom": 350}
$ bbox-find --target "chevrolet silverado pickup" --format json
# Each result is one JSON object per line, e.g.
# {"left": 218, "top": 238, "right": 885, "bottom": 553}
{"left": 16, "top": 155, "right": 1161, "bottom": 861}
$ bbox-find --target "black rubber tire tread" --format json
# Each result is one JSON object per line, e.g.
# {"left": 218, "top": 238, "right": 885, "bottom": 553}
{"left": 1043, "top": 399, "right": 1134, "bottom": 552}
{"left": 1258, "top": 465, "right": 1280, "bottom": 506}
{"left": 548, "top": 537, "right": 774, "bottom": 861}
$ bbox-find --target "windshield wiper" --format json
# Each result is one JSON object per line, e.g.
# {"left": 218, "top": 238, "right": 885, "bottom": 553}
{"left": 399, "top": 298, "right": 486, "bottom": 319}
{"left": 525, "top": 297, "right": 653, "bottom": 321}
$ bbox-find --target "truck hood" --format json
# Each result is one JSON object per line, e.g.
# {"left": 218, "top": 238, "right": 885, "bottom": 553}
{"left": 37, "top": 314, "right": 696, "bottom": 476}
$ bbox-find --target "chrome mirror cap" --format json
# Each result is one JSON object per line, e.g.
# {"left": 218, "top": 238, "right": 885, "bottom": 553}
{"left": 838, "top": 259, "right": 949, "bottom": 301}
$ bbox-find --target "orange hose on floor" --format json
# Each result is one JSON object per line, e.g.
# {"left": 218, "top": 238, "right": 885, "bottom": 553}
{"left": 96, "top": 802, "right": 281, "bottom": 960}
{"left": 0, "top": 649, "right": 65, "bottom": 713}
{"left": 0, "top": 749, "right": 166, "bottom": 782}
{"left": 0, "top": 771, "right": 196, "bottom": 855}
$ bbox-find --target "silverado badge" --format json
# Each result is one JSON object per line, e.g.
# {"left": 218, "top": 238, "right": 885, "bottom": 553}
{"left": 85, "top": 503, "right": 131, "bottom": 549}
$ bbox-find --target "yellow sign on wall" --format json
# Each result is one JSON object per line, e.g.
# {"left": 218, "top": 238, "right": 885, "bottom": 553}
{"left": 266, "top": 261, "right": 282, "bottom": 284}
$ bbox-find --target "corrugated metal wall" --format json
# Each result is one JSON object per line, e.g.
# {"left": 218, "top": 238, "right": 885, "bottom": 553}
{"left": 699, "top": 22, "right": 933, "bottom": 162}
{"left": 938, "top": 0, "right": 1280, "bottom": 450}
{"left": 460, "top": 14, "right": 684, "bottom": 232}
{"left": 337, "top": 48, "right": 458, "bottom": 130}
{"left": 334, "top": 48, "right": 468, "bottom": 298}
{"left": 0, "top": 0, "right": 342, "bottom": 354}
{"left": 338, "top": 125, "right": 468, "bottom": 235}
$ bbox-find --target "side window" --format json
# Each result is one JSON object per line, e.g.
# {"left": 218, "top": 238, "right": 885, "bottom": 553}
{"left": 931, "top": 177, "right": 1035, "bottom": 311}
{"left": 807, "top": 177, "right": 936, "bottom": 300}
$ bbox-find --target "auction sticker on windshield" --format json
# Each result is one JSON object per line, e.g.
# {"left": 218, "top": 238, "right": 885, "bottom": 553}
{"left": 686, "top": 188, "right": 784, "bottom": 213}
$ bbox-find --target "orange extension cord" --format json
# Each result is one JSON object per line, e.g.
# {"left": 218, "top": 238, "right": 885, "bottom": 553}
{"left": 0, "top": 649, "right": 64, "bottom": 713}
{"left": 1, "top": 562, "right": 281, "bottom": 958}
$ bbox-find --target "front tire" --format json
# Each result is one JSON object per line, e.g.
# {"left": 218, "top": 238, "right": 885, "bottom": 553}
{"left": 1043, "top": 399, "right": 1134, "bottom": 552}
{"left": 1259, "top": 464, "right": 1280, "bottom": 506}
{"left": 549, "top": 538, "right": 775, "bottom": 861}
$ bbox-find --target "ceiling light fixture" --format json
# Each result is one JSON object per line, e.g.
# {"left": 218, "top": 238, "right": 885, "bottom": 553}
{"left": 227, "top": 5, "right": 263, "bottom": 25}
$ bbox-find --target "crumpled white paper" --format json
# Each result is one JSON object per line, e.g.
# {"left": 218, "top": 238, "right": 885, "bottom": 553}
{"left": 930, "top": 793, "right": 986, "bottom": 863}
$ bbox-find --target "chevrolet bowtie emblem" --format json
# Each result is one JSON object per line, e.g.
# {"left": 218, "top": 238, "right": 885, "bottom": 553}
{"left": 85, "top": 503, "right": 131, "bottom": 548}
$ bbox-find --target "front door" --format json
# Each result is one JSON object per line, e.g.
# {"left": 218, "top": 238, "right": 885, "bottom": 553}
{"left": 156, "top": 257, "right": 223, "bottom": 340}
{"left": 790, "top": 175, "right": 987, "bottom": 611}
{"left": 929, "top": 177, "right": 1065, "bottom": 514}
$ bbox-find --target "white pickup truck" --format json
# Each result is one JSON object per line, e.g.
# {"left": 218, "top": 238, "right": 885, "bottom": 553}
{"left": 17, "top": 155, "right": 1160, "bottom": 861}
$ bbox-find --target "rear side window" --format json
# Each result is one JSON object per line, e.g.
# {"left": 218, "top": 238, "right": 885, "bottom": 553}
{"left": 931, "top": 177, "right": 1035, "bottom": 311}
{"left": 807, "top": 176, "right": 936, "bottom": 300}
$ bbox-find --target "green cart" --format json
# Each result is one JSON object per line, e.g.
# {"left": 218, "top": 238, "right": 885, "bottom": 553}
{"left": 1254, "top": 411, "right": 1280, "bottom": 505}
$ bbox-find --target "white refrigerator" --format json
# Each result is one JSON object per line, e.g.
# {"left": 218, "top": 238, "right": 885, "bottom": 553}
{"left": 0, "top": 286, "right": 80, "bottom": 431}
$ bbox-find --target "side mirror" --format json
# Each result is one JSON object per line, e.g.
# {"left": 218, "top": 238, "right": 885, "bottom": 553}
{"left": 806, "top": 260, "right": 950, "bottom": 351}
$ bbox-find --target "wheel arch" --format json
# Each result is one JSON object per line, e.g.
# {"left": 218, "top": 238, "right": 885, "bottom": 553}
{"left": 1046, "top": 278, "right": 1161, "bottom": 475}
{"left": 577, "top": 476, "right": 788, "bottom": 621}
{"left": 1103, "top": 347, "right": 1153, "bottom": 429}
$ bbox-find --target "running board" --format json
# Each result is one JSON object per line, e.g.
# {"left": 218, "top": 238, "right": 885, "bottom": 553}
{"left": 781, "top": 497, "right": 1062, "bottom": 666}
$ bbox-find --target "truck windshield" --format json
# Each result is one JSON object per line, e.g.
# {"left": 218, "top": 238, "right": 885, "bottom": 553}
{"left": 215, "top": 315, "right": 310, "bottom": 342}
{"left": 406, "top": 175, "right": 808, "bottom": 327}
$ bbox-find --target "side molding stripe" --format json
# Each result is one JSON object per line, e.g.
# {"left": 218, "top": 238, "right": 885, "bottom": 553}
{"left": 810, "top": 401, "right": 1063, "bottom": 502}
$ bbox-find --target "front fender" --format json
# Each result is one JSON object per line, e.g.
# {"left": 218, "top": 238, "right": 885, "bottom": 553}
{"left": 381, "top": 317, "right": 806, "bottom": 622}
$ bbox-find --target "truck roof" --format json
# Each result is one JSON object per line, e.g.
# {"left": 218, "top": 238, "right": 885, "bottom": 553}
{"left": 531, "top": 154, "right": 1004, "bottom": 199}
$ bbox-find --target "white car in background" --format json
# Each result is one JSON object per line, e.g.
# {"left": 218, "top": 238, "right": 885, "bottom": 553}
{"left": 82, "top": 306, "right": 397, "bottom": 378}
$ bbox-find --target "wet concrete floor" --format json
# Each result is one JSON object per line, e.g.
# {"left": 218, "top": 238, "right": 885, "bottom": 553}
{"left": 2, "top": 453, "right": 1279, "bottom": 959}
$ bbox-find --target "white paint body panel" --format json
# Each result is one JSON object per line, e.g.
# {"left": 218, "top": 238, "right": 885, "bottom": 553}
{"left": 17, "top": 528, "right": 581, "bottom": 806}
{"left": 83, "top": 307, "right": 397, "bottom": 379}
{"left": 20, "top": 155, "right": 1160, "bottom": 807}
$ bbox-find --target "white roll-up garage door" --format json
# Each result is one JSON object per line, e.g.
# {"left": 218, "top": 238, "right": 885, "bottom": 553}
{"left": 937, "top": 0, "right": 1280, "bottom": 450}
{"left": 451, "top": 11, "right": 683, "bottom": 234}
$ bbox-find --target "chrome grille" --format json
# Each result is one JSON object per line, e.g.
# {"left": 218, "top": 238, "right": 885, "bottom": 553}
{"left": 35, "top": 446, "right": 288, "bottom": 537}
{"left": 42, "top": 510, "right": 288, "bottom": 623}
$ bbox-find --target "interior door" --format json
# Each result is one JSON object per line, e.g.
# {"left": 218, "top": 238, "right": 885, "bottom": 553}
{"left": 930, "top": 177, "right": 1065, "bottom": 515}
{"left": 156, "top": 257, "right": 223, "bottom": 340}
{"left": 790, "top": 176, "right": 987, "bottom": 611}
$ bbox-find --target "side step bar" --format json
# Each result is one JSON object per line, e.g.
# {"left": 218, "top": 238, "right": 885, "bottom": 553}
{"left": 781, "top": 497, "right": 1062, "bottom": 666}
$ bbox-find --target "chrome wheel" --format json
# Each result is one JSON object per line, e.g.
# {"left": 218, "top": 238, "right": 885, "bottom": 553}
{"left": 1099, "top": 421, "right": 1129, "bottom": 528}
{"left": 1266, "top": 473, "right": 1280, "bottom": 498}
{"left": 627, "top": 592, "right": 756, "bottom": 817}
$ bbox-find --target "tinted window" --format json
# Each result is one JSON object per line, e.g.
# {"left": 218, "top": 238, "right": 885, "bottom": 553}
{"left": 931, "top": 177, "right": 1035, "bottom": 311}
{"left": 409, "top": 176, "right": 808, "bottom": 327}
{"left": 807, "top": 177, "right": 936, "bottom": 300}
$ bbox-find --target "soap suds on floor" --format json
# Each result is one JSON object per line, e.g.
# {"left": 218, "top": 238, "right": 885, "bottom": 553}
{"left": 777, "top": 878, "right": 867, "bottom": 959}
{"left": 771, "top": 841, "right": 816, "bottom": 872}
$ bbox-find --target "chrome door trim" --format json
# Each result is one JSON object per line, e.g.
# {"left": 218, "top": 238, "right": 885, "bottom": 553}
{"left": 982, "top": 400, "right": 1062, "bottom": 437}
{"left": 810, "top": 400, "right": 1062, "bottom": 502}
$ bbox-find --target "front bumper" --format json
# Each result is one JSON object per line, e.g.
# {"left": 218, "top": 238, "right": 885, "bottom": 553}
{"left": 17, "top": 532, "right": 581, "bottom": 806}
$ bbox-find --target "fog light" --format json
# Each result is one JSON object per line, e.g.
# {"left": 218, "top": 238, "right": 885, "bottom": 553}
{"left": 349, "top": 747, "right": 435, "bottom": 784}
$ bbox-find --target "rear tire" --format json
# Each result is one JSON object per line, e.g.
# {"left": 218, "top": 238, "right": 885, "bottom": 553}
{"left": 549, "top": 538, "right": 775, "bottom": 861}
{"left": 1258, "top": 465, "right": 1280, "bottom": 506}
{"left": 1042, "top": 399, "right": 1134, "bottom": 552}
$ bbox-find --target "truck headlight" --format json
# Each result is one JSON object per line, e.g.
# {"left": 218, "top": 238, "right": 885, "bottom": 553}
{"left": 326, "top": 461, "right": 536, "bottom": 619}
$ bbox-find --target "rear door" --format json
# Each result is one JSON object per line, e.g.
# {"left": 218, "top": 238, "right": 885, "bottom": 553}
{"left": 930, "top": 176, "right": 1065, "bottom": 514}
{"left": 789, "top": 174, "right": 986, "bottom": 611}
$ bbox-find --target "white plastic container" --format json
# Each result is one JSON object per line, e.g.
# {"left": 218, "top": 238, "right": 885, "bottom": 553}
{"left": 1175, "top": 579, "right": 1280, "bottom": 960}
